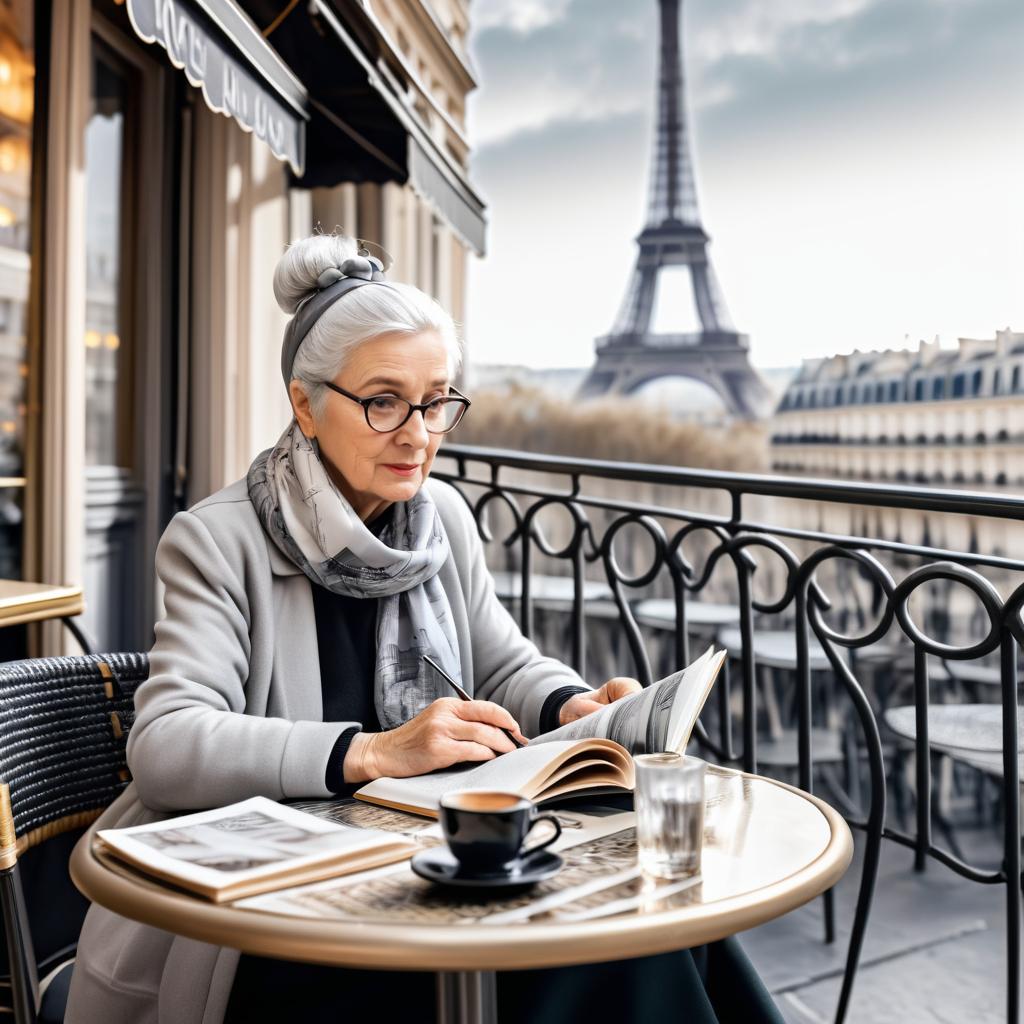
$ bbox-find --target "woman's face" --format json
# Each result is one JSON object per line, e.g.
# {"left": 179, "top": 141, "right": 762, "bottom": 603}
{"left": 291, "top": 330, "right": 451, "bottom": 521}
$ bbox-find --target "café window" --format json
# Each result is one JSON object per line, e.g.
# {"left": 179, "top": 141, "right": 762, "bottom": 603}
{"left": 0, "top": 0, "right": 34, "bottom": 579}
{"left": 85, "top": 41, "right": 137, "bottom": 470}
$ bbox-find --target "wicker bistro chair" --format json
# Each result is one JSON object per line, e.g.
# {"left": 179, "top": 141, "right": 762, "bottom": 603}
{"left": 0, "top": 653, "right": 147, "bottom": 1024}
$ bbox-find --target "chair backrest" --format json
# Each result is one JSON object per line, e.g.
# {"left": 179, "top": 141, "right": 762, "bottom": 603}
{"left": 0, "top": 654, "right": 148, "bottom": 851}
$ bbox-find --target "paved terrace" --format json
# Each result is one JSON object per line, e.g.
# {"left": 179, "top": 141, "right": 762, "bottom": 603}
{"left": 744, "top": 823, "right": 1010, "bottom": 1023}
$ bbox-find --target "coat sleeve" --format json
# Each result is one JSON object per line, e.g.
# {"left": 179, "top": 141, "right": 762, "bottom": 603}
{"left": 126, "top": 510, "right": 354, "bottom": 812}
{"left": 448, "top": 493, "right": 593, "bottom": 737}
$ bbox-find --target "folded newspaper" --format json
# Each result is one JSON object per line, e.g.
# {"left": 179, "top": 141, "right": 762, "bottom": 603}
{"left": 355, "top": 646, "right": 726, "bottom": 818}
{"left": 96, "top": 797, "right": 418, "bottom": 902}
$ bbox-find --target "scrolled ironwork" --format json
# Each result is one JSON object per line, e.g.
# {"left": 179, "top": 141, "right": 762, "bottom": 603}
{"left": 435, "top": 444, "right": 1024, "bottom": 1024}
{"left": 892, "top": 562, "right": 1005, "bottom": 661}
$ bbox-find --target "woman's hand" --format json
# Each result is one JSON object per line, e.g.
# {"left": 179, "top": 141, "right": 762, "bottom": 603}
{"left": 342, "top": 697, "right": 528, "bottom": 783}
{"left": 558, "top": 677, "right": 644, "bottom": 725}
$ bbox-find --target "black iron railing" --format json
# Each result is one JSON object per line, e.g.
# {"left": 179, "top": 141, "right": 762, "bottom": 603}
{"left": 435, "top": 443, "right": 1023, "bottom": 1024}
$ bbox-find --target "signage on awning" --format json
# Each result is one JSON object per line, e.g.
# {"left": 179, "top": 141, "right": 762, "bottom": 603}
{"left": 126, "top": 0, "right": 307, "bottom": 175}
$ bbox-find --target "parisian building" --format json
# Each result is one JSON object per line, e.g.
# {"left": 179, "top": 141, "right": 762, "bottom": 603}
{"left": 769, "top": 328, "right": 1024, "bottom": 569}
{"left": 0, "top": 0, "right": 485, "bottom": 655}
{"left": 771, "top": 329, "right": 1024, "bottom": 488}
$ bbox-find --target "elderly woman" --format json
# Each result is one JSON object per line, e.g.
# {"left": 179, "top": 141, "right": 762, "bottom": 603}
{"left": 66, "top": 234, "right": 782, "bottom": 1024}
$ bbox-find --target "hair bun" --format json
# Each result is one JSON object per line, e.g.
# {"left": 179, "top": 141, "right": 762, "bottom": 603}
{"left": 273, "top": 233, "right": 361, "bottom": 315}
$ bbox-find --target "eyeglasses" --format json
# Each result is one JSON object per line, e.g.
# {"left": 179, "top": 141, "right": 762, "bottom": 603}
{"left": 322, "top": 382, "right": 471, "bottom": 434}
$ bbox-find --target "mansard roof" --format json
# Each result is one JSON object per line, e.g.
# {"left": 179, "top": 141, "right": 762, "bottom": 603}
{"left": 778, "top": 329, "right": 1024, "bottom": 410}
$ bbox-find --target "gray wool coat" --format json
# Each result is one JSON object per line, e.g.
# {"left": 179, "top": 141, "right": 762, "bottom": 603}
{"left": 65, "top": 475, "right": 589, "bottom": 1024}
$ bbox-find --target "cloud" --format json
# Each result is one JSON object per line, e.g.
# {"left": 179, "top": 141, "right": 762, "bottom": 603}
{"left": 469, "top": 0, "right": 1024, "bottom": 151}
{"left": 468, "top": 0, "right": 657, "bottom": 146}
{"left": 471, "top": 0, "right": 573, "bottom": 34}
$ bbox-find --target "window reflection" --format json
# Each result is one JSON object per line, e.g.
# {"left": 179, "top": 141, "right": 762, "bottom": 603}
{"left": 0, "top": 0, "right": 33, "bottom": 579}
{"left": 85, "top": 47, "right": 133, "bottom": 469}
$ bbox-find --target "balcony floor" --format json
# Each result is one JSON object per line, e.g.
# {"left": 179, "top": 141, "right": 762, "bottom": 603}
{"left": 743, "top": 824, "right": 1010, "bottom": 1023}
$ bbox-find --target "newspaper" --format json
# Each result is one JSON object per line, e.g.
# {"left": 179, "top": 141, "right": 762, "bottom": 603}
{"left": 96, "top": 797, "right": 416, "bottom": 901}
{"left": 238, "top": 804, "right": 657, "bottom": 925}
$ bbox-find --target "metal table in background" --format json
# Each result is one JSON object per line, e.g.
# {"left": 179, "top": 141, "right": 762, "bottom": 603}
{"left": 0, "top": 580, "right": 93, "bottom": 653}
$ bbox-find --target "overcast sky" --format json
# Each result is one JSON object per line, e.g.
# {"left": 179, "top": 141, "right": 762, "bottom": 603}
{"left": 463, "top": 0, "right": 1024, "bottom": 372}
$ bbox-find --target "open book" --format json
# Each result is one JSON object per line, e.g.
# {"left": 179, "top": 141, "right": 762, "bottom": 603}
{"left": 96, "top": 797, "right": 417, "bottom": 902}
{"left": 356, "top": 647, "right": 726, "bottom": 818}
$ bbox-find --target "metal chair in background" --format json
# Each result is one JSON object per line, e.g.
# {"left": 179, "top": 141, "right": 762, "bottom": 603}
{"left": 0, "top": 653, "right": 147, "bottom": 1024}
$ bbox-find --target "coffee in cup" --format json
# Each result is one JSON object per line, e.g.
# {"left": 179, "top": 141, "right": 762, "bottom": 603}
{"left": 439, "top": 790, "right": 562, "bottom": 874}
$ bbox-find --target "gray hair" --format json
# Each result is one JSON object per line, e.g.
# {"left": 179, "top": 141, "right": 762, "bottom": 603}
{"left": 273, "top": 233, "right": 463, "bottom": 419}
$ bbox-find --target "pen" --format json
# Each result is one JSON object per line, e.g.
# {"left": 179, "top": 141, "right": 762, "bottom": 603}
{"left": 422, "top": 654, "right": 526, "bottom": 749}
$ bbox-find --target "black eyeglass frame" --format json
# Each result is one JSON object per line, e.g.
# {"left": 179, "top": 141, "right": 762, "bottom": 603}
{"left": 321, "top": 381, "right": 472, "bottom": 434}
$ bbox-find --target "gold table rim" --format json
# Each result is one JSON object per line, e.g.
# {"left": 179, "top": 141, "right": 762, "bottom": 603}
{"left": 70, "top": 771, "right": 854, "bottom": 972}
{"left": 0, "top": 581, "right": 84, "bottom": 626}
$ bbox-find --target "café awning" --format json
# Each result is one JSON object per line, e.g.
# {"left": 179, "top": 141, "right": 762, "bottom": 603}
{"left": 290, "top": 0, "right": 487, "bottom": 256}
{"left": 125, "top": 0, "right": 308, "bottom": 175}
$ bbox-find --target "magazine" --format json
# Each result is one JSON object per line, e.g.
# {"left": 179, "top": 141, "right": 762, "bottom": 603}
{"left": 354, "top": 647, "right": 725, "bottom": 818}
{"left": 95, "top": 796, "right": 418, "bottom": 902}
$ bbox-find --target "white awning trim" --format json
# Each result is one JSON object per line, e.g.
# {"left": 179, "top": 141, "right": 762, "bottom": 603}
{"left": 126, "top": 0, "right": 307, "bottom": 175}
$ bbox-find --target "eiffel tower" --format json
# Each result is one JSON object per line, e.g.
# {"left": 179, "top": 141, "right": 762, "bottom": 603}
{"left": 577, "top": 0, "right": 771, "bottom": 419}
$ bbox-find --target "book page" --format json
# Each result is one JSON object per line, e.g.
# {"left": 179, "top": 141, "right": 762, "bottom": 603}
{"left": 97, "top": 796, "right": 414, "bottom": 898}
{"left": 529, "top": 647, "right": 718, "bottom": 754}
{"left": 355, "top": 740, "right": 588, "bottom": 813}
{"left": 666, "top": 649, "right": 727, "bottom": 752}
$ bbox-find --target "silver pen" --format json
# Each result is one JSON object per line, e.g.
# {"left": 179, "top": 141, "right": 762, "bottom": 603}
{"left": 421, "top": 654, "right": 526, "bottom": 749}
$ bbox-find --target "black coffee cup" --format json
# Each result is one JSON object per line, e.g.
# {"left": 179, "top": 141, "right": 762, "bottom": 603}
{"left": 439, "top": 791, "right": 562, "bottom": 875}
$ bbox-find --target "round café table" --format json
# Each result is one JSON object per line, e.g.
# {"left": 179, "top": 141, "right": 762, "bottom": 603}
{"left": 632, "top": 598, "right": 740, "bottom": 631}
{"left": 71, "top": 766, "right": 853, "bottom": 1024}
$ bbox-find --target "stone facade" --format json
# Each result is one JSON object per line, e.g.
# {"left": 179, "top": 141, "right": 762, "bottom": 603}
{"left": 772, "top": 329, "right": 1024, "bottom": 489}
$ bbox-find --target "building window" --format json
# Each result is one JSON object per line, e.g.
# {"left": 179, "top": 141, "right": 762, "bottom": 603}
{"left": 1013, "top": 366, "right": 1022, "bottom": 392}
{"left": 913, "top": 380, "right": 925, "bottom": 401}
{"left": 932, "top": 377, "right": 945, "bottom": 400}
{"left": 952, "top": 373, "right": 966, "bottom": 398}
{"left": 0, "top": 1, "right": 34, "bottom": 580}
{"left": 972, "top": 369, "right": 983, "bottom": 396}
{"left": 889, "top": 380, "right": 900, "bottom": 402}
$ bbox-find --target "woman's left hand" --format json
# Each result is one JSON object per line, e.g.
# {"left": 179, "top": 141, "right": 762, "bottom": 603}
{"left": 558, "top": 677, "right": 644, "bottom": 725}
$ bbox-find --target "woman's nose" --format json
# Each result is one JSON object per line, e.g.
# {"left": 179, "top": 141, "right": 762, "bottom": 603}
{"left": 395, "top": 409, "right": 430, "bottom": 447}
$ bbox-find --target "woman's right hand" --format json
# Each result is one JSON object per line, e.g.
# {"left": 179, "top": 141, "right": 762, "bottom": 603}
{"left": 342, "top": 697, "right": 528, "bottom": 784}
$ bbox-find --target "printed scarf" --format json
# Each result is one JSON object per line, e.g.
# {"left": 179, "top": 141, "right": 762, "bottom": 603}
{"left": 247, "top": 421, "right": 461, "bottom": 729}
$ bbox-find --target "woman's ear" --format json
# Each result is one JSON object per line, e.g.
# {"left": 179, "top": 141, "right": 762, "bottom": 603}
{"left": 288, "top": 380, "right": 317, "bottom": 439}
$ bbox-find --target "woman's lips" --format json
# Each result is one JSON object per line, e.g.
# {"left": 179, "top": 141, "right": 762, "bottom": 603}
{"left": 384, "top": 464, "right": 421, "bottom": 476}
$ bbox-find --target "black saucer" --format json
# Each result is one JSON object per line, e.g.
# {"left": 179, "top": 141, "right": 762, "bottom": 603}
{"left": 410, "top": 846, "right": 563, "bottom": 889}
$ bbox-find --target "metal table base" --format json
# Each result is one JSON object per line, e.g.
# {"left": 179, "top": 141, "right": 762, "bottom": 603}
{"left": 437, "top": 970, "right": 497, "bottom": 1024}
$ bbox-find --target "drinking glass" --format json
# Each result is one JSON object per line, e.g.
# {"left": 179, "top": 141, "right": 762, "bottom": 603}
{"left": 634, "top": 753, "right": 705, "bottom": 879}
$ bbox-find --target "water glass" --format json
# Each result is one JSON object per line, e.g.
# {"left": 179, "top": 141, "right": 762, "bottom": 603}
{"left": 634, "top": 753, "right": 705, "bottom": 879}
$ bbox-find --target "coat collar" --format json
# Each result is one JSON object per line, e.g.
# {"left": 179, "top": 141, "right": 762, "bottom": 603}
{"left": 266, "top": 536, "right": 304, "bottom": 577}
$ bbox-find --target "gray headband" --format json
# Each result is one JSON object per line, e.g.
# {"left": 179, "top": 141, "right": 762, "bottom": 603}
{"left": 280, "top": 255, "right": 393, "bottom": 386}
